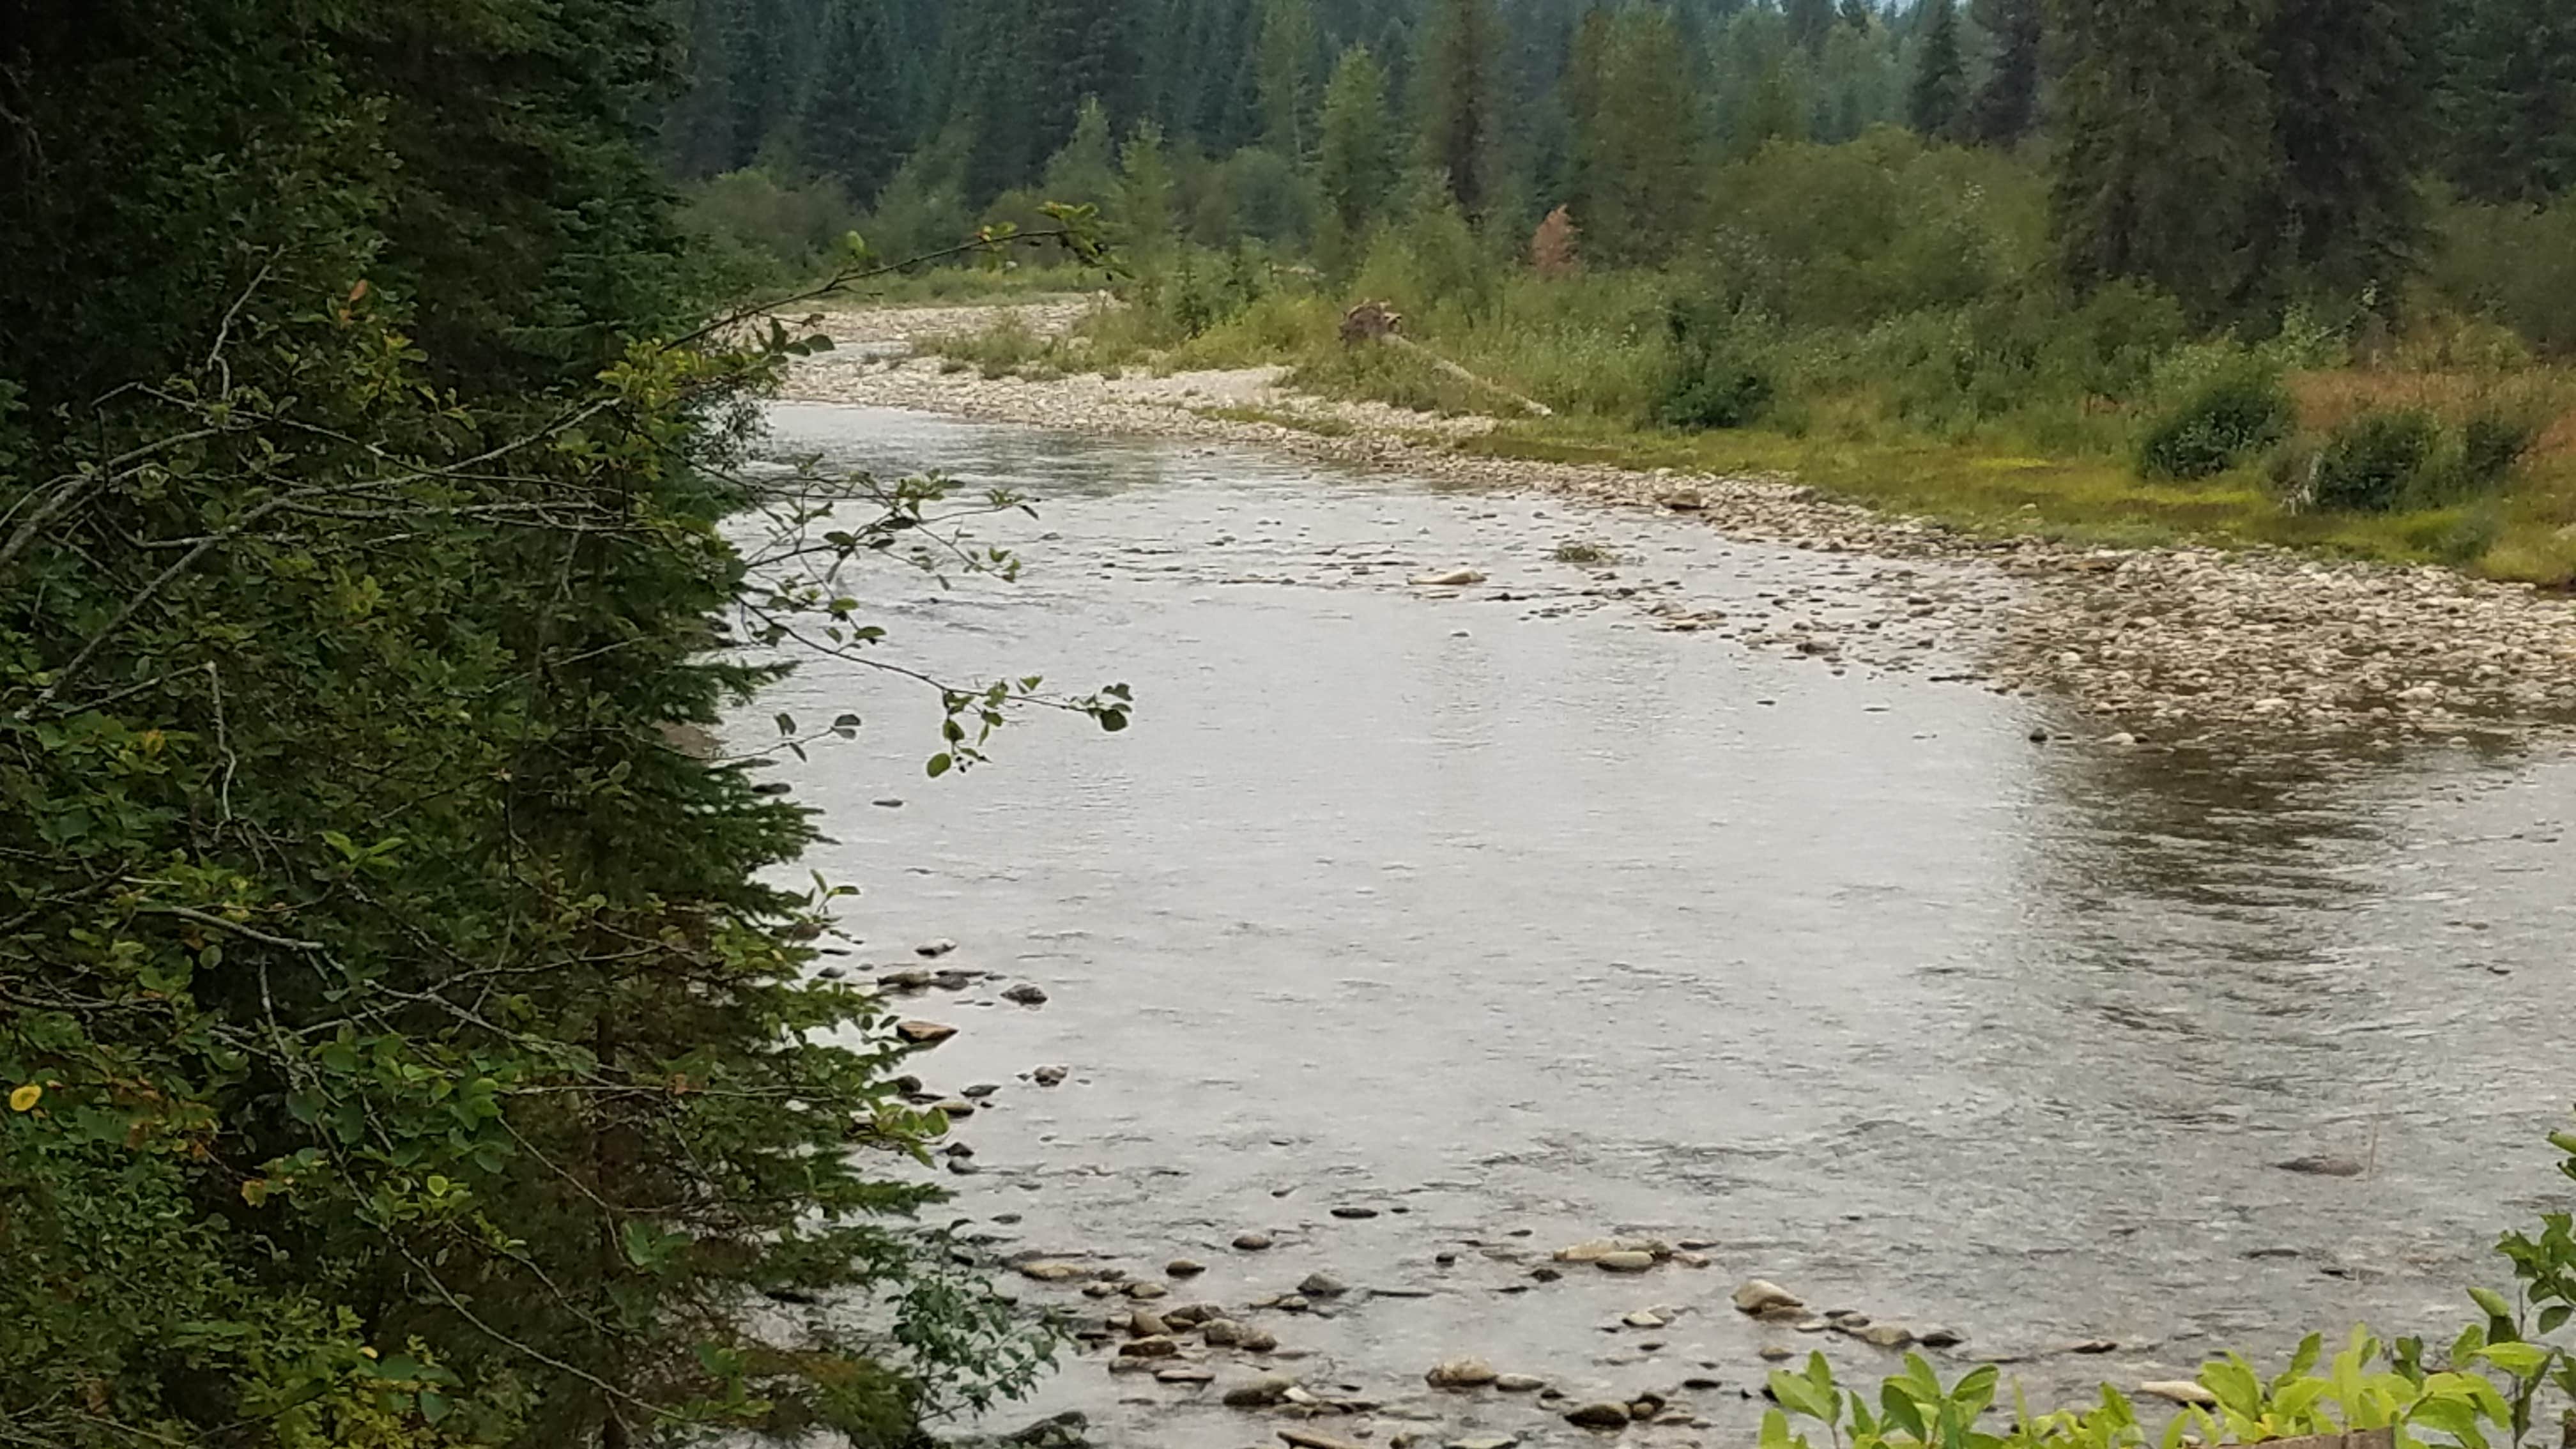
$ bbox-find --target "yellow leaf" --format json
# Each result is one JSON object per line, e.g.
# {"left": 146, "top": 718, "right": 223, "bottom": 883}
{"left": 8, "top": 1084, "right": 38, "bottom": 1112}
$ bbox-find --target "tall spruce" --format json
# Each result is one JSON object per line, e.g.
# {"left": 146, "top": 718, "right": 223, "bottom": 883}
{"left": 2260, "top": 0, "right": 2434, "bottom": 305}
{"left": 2436, "top": 0, "right": 2576, "bottom": 202}
{"left": 2050, "top": 0, "right": 2277, "bottom": 319}
{"left": 1258, "top": 0, "right": 1322, "bottom": 158}
{"left": 801, "top": 0, "right": 905, "bottom": 204}
{"left": 1423, "top": 0, "right": 1499, "bottom": 214}
{"left": 1906, "top": 0, "right": 1968, "bottom": 137}
{"left": 1316, "top": 43, "right": 1402, "bottom": 243}
{"left": 1568, "top": 5, "right": 1704, "bottom": 265}
{"left": 1965, "top": 0, "right": 2043, "bottom": 145}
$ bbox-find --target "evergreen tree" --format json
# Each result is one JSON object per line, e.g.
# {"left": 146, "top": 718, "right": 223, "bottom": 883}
{"left": 1317, "top": 43, "right": 1403, "bottom": 238}
{"left": 1118, "top": 117, "right": 1180, "bottom": 252}
{"left": 1965, "top": 0, "right": 2043, "bottom": 145}
{"left": 1906, "top": 0, "right": 1967, "bottom": 137}
{"left": 2051, "top": 0, "right": 2277, "bottom": 319}
{"left": 1569, "top": 6, "right": 1704, "bottom": 265}
{"left": 1788, "top": 0, "right": 1841, "bottom": 53}
{"left": 1423, "top": 0, "right": 1499, "bottom": 213}
{"left": 2436, "top": 0, "right": 2576, "bottom": 202}
{"left": 1042, "top": 95, "right": 1123, "bottom": 208}
{"left": 801, "top": 0, "right": 906, "bottom": 204}
{"left": 2260, "top": 0, "right": 2434, "bottom": 304}
{"left": 1259, "top": 0, "right": 1322, "bottom": 158}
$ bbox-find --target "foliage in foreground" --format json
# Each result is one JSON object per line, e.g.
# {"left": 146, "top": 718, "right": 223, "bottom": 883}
{"left": 0, "top": 4, "right": 1122, "bottom": 1445}
{"left": 1764, "top": 1120, "right": 2576, "bottom": 1449}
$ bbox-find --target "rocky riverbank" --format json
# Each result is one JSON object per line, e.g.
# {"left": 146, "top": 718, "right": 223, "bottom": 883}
{"left": 782, "top": 300, "right": 2576, "bottom": 747}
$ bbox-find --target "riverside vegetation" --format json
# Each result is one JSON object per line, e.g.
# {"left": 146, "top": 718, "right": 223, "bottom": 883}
{"left": 7, "top": 3, "right": 2576, "bottom": 1449}
{"left": 680, "top": 0, "right": 2576, "bottom": 585}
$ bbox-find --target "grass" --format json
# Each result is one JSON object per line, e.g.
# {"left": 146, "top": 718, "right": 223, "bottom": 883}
{"left": 900, "top": 275, "right": 2576, "bottom": 588}
{"left": 1198, "top": 405, "right": 1356, "bottom": 437}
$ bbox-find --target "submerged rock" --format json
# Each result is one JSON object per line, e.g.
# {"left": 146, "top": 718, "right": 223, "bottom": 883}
{"left": 1001, "top": 982, "right": 1049, "bottom": 1006}
{"left": 1595, "top": 1250, "right": 1655, "bottom": 1273}
{"left": 1222, "top": 1374, "right": 1296, "bottom": 1407}
{"left": 1564, "top": 1402, "right": 1632, "bottom": 1429}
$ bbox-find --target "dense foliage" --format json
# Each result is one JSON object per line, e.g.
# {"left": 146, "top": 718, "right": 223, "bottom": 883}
{"left": 0, "top": 2, "right": 1112, "bottom": 1444}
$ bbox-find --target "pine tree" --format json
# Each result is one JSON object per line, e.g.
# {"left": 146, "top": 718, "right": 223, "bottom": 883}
{"left": 1906, "top": 0, "right": 1966, "bottom": 137}
{"left": 1117, "top": 118, "right": 1179, "bottom": 252}
{"left": 1317, "top": 43, "right": 1402, "bottom": 237}
{"left": 1042, "top": 95, "right": 1123, "bottom": 208}
{"left": 1259, "top": 0, "right": 1322, "bottom": 158}
{"left": 1570, "top": 5, "right": 1703, "bottom": 265}
{"left": 2437, "top": 0, "right": 2576, "bottom": 202}
{"left": 1965, "top": 0, "right": 2042, "bottom": 146}
{"left": 1423, "top": 0, "right": 1498, "bottom": 214}
{"left": 2260, "top": 0, "right": 2434, "bottom": 304}
{"left": 2051, "top": 0, "right": 2277, "bottom": 319}
{"left": 1788, "top": 0, "right": 1840, "bottom": 54}
{"left": 801, "top": 0, "right": 905, "bottom": 204}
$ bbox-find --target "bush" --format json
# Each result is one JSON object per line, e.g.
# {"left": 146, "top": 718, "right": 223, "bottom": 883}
{"left": 1657, "top": 300, "right": 1775, "bottom": 429}
{"left": 2313, "top": 408, "right": 2442, "bottom": 511}
{"left": 2458, "top": 410, "right": 2540, "bottom": 491}
{"left": 2138, "top": 367, "right": 2295, "bottom": 479}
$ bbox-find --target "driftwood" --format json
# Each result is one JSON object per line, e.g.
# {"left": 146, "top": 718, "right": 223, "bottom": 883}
{"left": 1338, "top": 300, "right": 1554, "bottom": 418}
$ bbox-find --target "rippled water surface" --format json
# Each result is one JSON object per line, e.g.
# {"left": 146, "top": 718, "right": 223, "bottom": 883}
{"left": 742, "top": 404, "right": 2573, "bottom": 1447}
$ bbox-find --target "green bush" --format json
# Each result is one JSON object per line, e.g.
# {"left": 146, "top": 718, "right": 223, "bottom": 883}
{"left": 2458, "top": 410, "right": 2540, "bottom": 491}
{"left": 1657, "top": 300, "right": 1775, "bottom": 429}
{"left": 2313, "top": 408, "right": 2443, "bottom": 511}
{"left": 2138, "top": 367, "right": 2296, "bottom": 479}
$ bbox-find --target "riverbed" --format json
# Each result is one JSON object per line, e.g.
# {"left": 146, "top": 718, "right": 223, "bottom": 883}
{"left": 739, "top": 402, "right": 2573, "bottom": 1449}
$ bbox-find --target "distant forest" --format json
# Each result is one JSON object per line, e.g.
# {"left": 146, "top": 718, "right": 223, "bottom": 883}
{"left": 663, "top": 0, "right": 2575, "bottom": 309}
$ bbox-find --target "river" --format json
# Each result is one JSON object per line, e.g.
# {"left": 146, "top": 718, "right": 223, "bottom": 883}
{"left": 741, "top": 402, "right": 2572, "bottom": 1448}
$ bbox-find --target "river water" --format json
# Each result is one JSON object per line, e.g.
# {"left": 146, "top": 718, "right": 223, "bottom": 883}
{"left": 743, "top": 403, "right": 2573, "bottom": 1448}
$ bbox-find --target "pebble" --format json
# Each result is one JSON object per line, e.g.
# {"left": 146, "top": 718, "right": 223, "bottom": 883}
{"left": 1595, "top": 1251, "right": 1655, "bottom": 1273}
{"left": 1425, "top": 1357, "right": 1499, "bottom": 1389}
{"left": 1297, "top": 1272, "right": 1348, "bottom": 1298}
{"left": 1760, "top": 1346, "right": 1797, "bottom": 1361}
{"left": 1234, "top": 1231, "right": 1274, "bottom": 1251}
{"left": 1116, "top": 1335, "right": 1178, "bottom": 1358}
{"left": 1621, "top": 1310, "right": 1668, "bottom": 1329}
{"left": 2140, "top": 1381, "right": 2218, "bottom": 1407}
{"left": 1017, "top": 1261, "right": 1087, "bottom": 1282}
{"left": 1223, "top": 1374, "right": 1297, "bottom": 1408}
{"left": 1202, "top": 1318, "right": 1248, "bottom": 1346}
{"left": 1330, "top": 1206, "right": 1381, "bottom": 1220}
{"left": 1000, "top": 982, "right": 1049, "bottom": 1006}
{"left": 1167, "top": 1258, "right": 1207, "bottom": 1278}
{"left": 1448, "top": 1438, "right": 1520, "bottom": 1449}
{"left": 1123, "top": 1281, "right": 1169, "bottom": 1300}
{"left": 1154, "top": 1365, "right": 1214, "bottom": 1384}
{"left": 1857, "top": 1322, "right": 1915, "bottom": 1349}
{"left": 931, "top": 1098, "right": 975, "bottom": 1117}
{"left": 1126, "top": 1309, "right": 1169, "bottom": 1337}
{"left": 894, "top": 1020, "right": 956, "bottom": 1046}
{"left": 1031, "top": 1064, "right": 1068, "bottom": 1087}
{"left": 1733, "top": 1280, "right": 1803, "bottom": 1314}
{"left": 915, "top": 939, "right": 957, "bottom": 958}
{"left": 1280, "top": 1430, "right": 1367, "bottom": 1449}
{"left": 1494, "top": 1372, "right": 1545, "bottom": 1392}
{"left": 1564, "top": 1402, "right": 1633, "bottom": 1429}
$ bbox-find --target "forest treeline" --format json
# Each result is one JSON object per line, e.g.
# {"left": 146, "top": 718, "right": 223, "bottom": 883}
{"left": 671, "top": 0, "right": 2576, "bottom": 328}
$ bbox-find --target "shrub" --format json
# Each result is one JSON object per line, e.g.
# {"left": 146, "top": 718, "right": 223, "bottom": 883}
{"left": 2313, "top": 408, "right": 2442, "bottom": 511}
{"left": 2138, "top": 367, "right": 2295, "bottom": 479}
{"left": 2458, "top": 410, "right": 2540, "bottom": 491}
{"left": 1656, "top": 300, "right": 1776, "bottom": 430}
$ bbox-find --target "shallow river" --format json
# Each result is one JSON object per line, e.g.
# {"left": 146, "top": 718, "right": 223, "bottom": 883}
{"left": 742, "top": 403, "right": 2573, "bottom": 1448}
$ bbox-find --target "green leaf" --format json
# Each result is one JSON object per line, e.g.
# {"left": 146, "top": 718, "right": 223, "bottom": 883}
{"left": 926, "top": 753, "right": 952, "bottom": 778}
{"left": 419, "top": 1389, "right": 451, "bottom": 1423}
{"left": 2469, "top": 1287, "right": 2513, "bottom": 1321}
{"left": 2474, "top": 1342, "right": 2553, "bottom": 1376}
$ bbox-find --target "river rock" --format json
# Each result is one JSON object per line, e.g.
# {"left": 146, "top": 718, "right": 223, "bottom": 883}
{"left": 1495, "top": 1372, "right": 1545, "bottom": 1393}
{"left": 1127, "top": 1310, "right": 1170, "bottom": 1337}
{"left": 1223, "top": 1374, "right": 1296, "bottom": 1407}
{"left": 1733, "top": 1280, "right": 1803, "bottom": 1314}
{"left": 1002, "top": 982, "right": 1049, "bottom": 1006}
{"left": 1330, "top": 1205, "right": 1380, "bottom": 1220}
{"left": 1760, "top": 1346, "right": 1797, "bottom": 1361}
{"left": 1202, "top": 1317, "right": 1248, "bottom": 1346}
{"left": 2140, "top": 1381, "right": 2218, "bottom": 1407}
{"left": 895, "top": 1019, "right": 957, "bottom": 1046}
{"left": 1031, "top": 1064, "right": 1068, "bottom": 1086}
{"left": 1297, "top": 1272, "right": 1347, "bottom": 1298}
{"left": 932, "top": 1098, "right": 975, "bottom": 1117}
{"left": 1236, "top": 1325, "right": 1280, "bottom": 1352}
{"left": 1425, "top": 1357, "right": 1499, "bottom": 1389}
{"left": 1529, "top": 1266, "right": 1562, "bottom": 1283}
{"left": 999, "top": 1410, "right": 1089, "bottom": 1447}
{"left": 962, "top": 1082, "right": 1000, "bottom": 1098}
{"left": 1448, "top": 1437, "right": 1520, "bottom": 1449}
{"left": 1280, "top": 1431, "right": 1367, "bottom": 1449}
{"left": 1409, "top": 569, "right": 1487, "bottom": 587}
{"left": 1156, "top": 1365, "right": 1215, "bottom": 1384}
{"left": 878, "top": 969, "right": 931, "bottom": 990}
{"left": 1565, "top": 1402, "right": 1632, "bottom": 1429}
{"left": 1621, "top": 1310, "right": 1668, "bottom": 1329}
{"left": 1167, "top": 1258, "right": 1206, "bottom": 1278}
{"left": 1555, "top": 1237, "right": 1665, "bottom": 1263}
{"left": 1234, "top": 1231, "right": 1274, "bottom": 1251}
{"left": 2275, "top": 1154, "right": 2367, "bottom": 1177}
{"left": 1080, "top": 1282, "right": 1116, "bottom": 1299}
{"left": 916, "top": 939, "right": 957, "bottom": 958}
{"left": 1018, "top": 1260, "right": 1087, "bottom": 1282}
{"left": 1919, "top": 1326, "right": 1966, "bottom": 1348}
{"left": 1116, "top": 1335, "right": 1178, "bottom": 1359}
{"left": 1857, "top": 1323, "right": 1915, "bottom": 1349}
{"left": 1124, "top": 1280, "right": 1169, "bottom": 1300}
{"left": 1595, "top": 1251, "right": 1655, "bottom": 1273}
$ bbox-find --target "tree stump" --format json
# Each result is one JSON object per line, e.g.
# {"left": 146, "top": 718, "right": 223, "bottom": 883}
{"left": 1339, "top": 300, "right": 1402, "bottom": 344}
